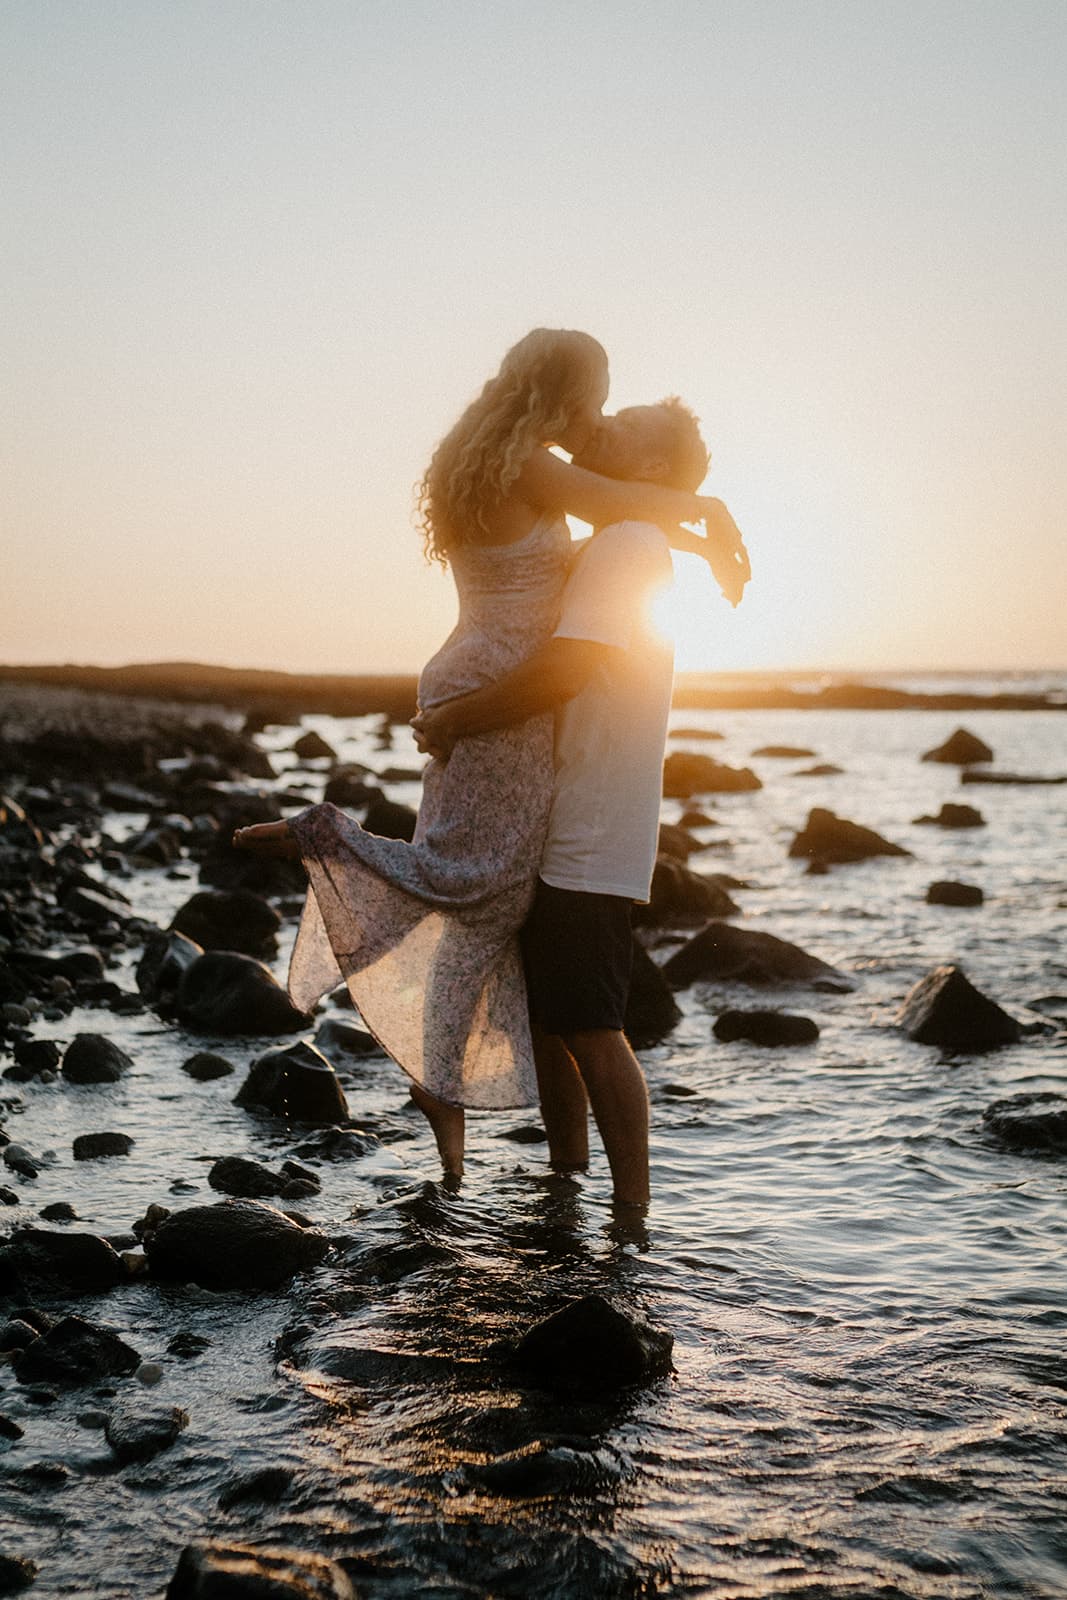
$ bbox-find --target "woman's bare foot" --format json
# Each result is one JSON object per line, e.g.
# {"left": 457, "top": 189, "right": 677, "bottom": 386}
{"left": 409, "top": 1081, "right": 465, "bottom": 1178}
{"left": 231, "top": 821, "right": 301, "bottom": 859}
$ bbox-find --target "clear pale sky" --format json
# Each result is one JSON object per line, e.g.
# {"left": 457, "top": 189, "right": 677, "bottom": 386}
{"left": 3, "top": 1, "right": 1065, "bottom": 675}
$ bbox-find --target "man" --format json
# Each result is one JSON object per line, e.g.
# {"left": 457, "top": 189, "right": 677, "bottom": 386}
{"left": 413, "top": 400, "right": 749, "bottom": 1209}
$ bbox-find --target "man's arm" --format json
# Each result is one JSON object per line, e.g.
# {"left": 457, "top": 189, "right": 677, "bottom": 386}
{"left": 412, "top": 636, "right": 616, "bottom": 760}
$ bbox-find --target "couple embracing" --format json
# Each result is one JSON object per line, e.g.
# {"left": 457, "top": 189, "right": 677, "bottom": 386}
{"left": 235, "top": 329, "right": 750, "bottom": 1210}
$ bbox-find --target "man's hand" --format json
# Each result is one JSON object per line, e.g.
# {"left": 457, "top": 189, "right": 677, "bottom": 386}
{"left": 411, "top": 703, "right": 458, "bottom": 762}
{"left": 699, "top": 497, "right": 751, "bottom": 608}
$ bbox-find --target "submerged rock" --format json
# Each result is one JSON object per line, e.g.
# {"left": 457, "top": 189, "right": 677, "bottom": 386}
{"left": 632, "top": 857, "right": 738, "bottom": 929}
{"left": 181, "top": 1050, "right": 236, "bottom": 1080}
{"left": 788, "top": 808, "right": 911, "bottom": 863}
{"left": 663, "top": 921, "right": 850, "bottom": 991}
{"left": 166, "top": 1542, "right": 354, "bottom": 1599}
{"left": 921, "top": 727, "right": 994, "bottom": 765}
{"left": 72, "top": 1132, "right": 133, "bottom": 1161}
{"left": 145, "top": 1199, "right": 329, "bottom": 1291}
{"left": 12, "top": 1315, "right": 140, "bottom": 1385}
{"left": 662, "top": 752, "right": 761, "bottom": 798}
{"left": 61, "top": 1034, "right": 133, "bottom": 1084}
{"left": 208, "top": 1156, "right": 284, "bottom": 1199}
{"left": 713, "top": 1009, "right": 820, "bottom": 1046}
{"left": 105, "top": 1401, "right": 188, "bottom": 1464}
{"left": 511, "top": 1294, "right": 674, "bottom": 1393}
{"left": 624, "top": 939, "right": 682, "bottom": 1049}
{"left": 752, "top": 744, "right": 815, "bottom": 758}
{"left": 236, "top": 1040, "right": 349, "bottom": 1123}
{"left": 175, "top": 952, "right": 310, "bottom": 1036}
{"left": 899, "top": 965, "right": 1021, "bottom": 1051}
{"left": 913, "top": 802, "right": 985, "bottom": 828}
{"left": 983, "top": 1093, "right": 1067, "bottom": 1153}
{"left": 926, "top": 880, "right": 984, "bottom": 907}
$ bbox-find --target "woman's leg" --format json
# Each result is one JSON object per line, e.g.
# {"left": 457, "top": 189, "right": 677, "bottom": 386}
{"left": 409, "top": 1081, "right": 465, "bottom": 1179}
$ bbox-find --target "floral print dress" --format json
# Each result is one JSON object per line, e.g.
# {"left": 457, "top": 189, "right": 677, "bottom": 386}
{"left": 286, "top": 514, "right": 571, "bottom": 1109}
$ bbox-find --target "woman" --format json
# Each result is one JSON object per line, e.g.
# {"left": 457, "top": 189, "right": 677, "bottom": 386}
{"left": 235, "top": 328, "right": 729, "bottom": 1174}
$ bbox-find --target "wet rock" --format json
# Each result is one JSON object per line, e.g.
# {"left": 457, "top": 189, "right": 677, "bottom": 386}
{"left": 926, "top": 880, "right": 984, "bottom": 907}
{"left": 960, "top": 769, "right": 1066, "bottom": 786}
{"left": 105, "top": 1401, "right": 188, "bottom": 1464}
{"left": 793, "top": 763, "right": 844, "bottom": 777}
{"left": 181, "top": 1050, "right": 236, "bottom": 1080}
{"left": 292, "top": 729, "right": 336, "bottom": 761}
{"left": 289, "top": 1127, "right": 379, "bottom": 1162}
{"left": 136, "top": 1361, "right": 164, "bottom": 1386}
{"left": 662, "top": 752, "right": 761, "bottom": 798}
{"left": 166, "top": 1542, "right": 354, "bottom": 1599}
{"left": 0, "top": 1554, "right": 38, "bottom": 1592}
{"left": 362, "top": 796, "right": 417, "bottom": 841}
{"left": 125, "top": 824, "right": 184, "bottom": 865}
{"left": 670, "top": 726, "right": 723, "bottom": 740}
{"left": 632, "top": 857, "right": 738, "bottom": 930}
{"left": 0, "top": 1319, "right": 40, "bottom": 1353}
{"left": 663, "top": 921, "right": 850, "bottom": 991}
{"left": 657, "top": 822, "right": 703, "bottom": 861}
{"left": 72, "top": 1132, "right": 134, "bottom": 1161}
{"left": 236, "top": 1040, "right": 349, "bottom": 1123}
{"left": 913, "top": 802, "right": 985, "bottom": 828}
{"left": 2, "top": 1145, "right": 39, "bottom": 1180}
{"left": 171, "top": 890, "right": 281, "bottom": 958}
{"left": 11, "top": 1315, "right": 140, "bottom": 1384}
{"left": 677, "top": 807, "right": 716, "bottom": 827}
{"left": 38, "top": 1203, "right": 77, "bottom": 1222}
{"left": 0, "top": 1187, "right": 20, "bottom": 1206}
{"left": 175, "top": 951, "right": 310, "bottom": 1036}
{"left": 0, "top": 1230, "right": 127, "bottom": 1293}
{"left": 59, "top": 885, "right": 135, "bottom": 928}
{"left": 511, "top": 1294, "right": 673, "bottom": 1393}
{"left": 12, "top": 1041, "right": 60, "bottom": 1078}
{"left": 468, "top": 1441, "right": 624, "bottom": 1497}
{"left": 788, "top": 808, "right": 911, "bottom": 863}
{"left": 323, "top": 766, "right": 380, "bottom": 809}
{"left": 208, "top": 1156, "right": 285, "bottom": 1199}
{"left": 167, "top": 1331, "right": 211, "bottom": 1359}
{"left": 0, "top": 1414, "right": 25, "bottom": 1440}
{"left": 101, "top": 780, "right": 162, "bottom": 811}
{"left": 146, "top": 1199, "right": 329, "bottom": 1291}
{"left": 713, "top": 1009, "right": 820, "bottom": 1045}
{"left": 217, "top": 1465, "right": 295, "bottom": 1508}
{"left": 983, "top": 1093, "right": 1067, "bottom": 1153}
{"left": 60, "top": 1033, "right": 133, "bottom": 1084}
{"left": 899, "top": 964, "right": 1021, "bottom": 1051}
{"left": 752, "top": 744, "right": 815, "bottom": 758}
{"left": 624, "top": 939, "right": 682, "bottom": 1049}
{"left": 498, "top": 1125, "right": 547, "bottom": 1144}
{"left": 921, "top": 727, "right": 993, "bottom": 765}
{"left": 313, "top": 1017, "right": 383, "bottom": 1060}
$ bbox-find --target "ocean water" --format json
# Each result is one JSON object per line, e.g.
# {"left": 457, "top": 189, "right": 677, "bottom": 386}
{"left": 3, "top": 692, "right": 1066, "bottom": 1597}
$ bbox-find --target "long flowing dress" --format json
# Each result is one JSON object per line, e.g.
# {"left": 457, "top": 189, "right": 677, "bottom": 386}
{"left": 285, "top": 513, "right": 572, "bottom": 1110}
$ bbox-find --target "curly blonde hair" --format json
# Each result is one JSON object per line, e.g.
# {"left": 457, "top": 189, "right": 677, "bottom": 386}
{"left": 417, "top": 328, "right": 607, "bottom": 566}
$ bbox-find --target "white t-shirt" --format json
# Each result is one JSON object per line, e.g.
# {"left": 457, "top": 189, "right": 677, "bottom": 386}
{"left": 539, "top": 521, "right": 675, "bottom": 901}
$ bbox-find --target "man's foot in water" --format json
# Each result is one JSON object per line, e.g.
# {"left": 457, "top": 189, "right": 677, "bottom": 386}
{"left": 232, "top": 821, "right": 301, "bottom": 859}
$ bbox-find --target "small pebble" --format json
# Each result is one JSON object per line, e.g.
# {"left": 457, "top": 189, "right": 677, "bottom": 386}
{"left": 135, "top": 1363, "right": 164, "bottom": 1387}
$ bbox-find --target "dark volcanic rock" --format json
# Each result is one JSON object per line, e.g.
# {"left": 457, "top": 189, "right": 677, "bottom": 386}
{"left": 60, "top": 1033, "right": 133, "bottom": 1084}
{"left": 175, "top": 952, "right": 310, "bottom": 1035}
{"left": 926, "top": 880, "right": 984, "bottom": 907}
{"left": 662, "top": 752, "right": 761, "bottom": 798}
{"left": 512, "top": 1294, "right": 674, "bottom": 1394}
{"left": 12, "top": 1315, "right": 140, "bottom": 1385}
{"left": 208, "top": 1156, "right": 284, "bottom": 1199}
{"left": 632, "top": 857, "right": 739, "bottom": 929}
{"left": 625, "top": 938, "right": 682, "bottom": 1049}
{"left": 105, "top": 1401, "right": 188, "bottom": 1464}
{"left": 292, "top": 729, "right": 337, "bottom": 761}
{"left": 166, "top": 1541, "right": 354, "bottom": 1599}
{"left": 146, "top": 1199, "right": 329, "bottom": 1290}
{"left": 236, "top": 1040, "right": 349, "bottom": 1123}
{"left": 136, "top": 929, "right": 204, "bottom": 1005}
{"left": 921, "top": 727, "right": 994, "bottom": 765}
{"left": 1, "top": 1230, "right": 126, "bottom": 1292}
{"left": 59, "top": 884, "right": 135, "bottom": 927}
{"left": 913, "top": 802, "right": 985, "bottom": 828}
{"left": 182, "top": 1050, "right": 236, "bottom": 1080}
{"left": 171, "top": 889, "right": 281, "bottom": 958}
{"left": 713, "top": 1009, "right": 820, "bottom": 1046}
{"left": 899, "top": 964, "right": 1021, "bottom": 1051}
{"left": 362, "top": 796, "right": 417, "bottom": 841}
{"left": 788, "top": 808, "right": 911, "bottom": 863}
{"left": 72, "top": 1132, "right": 134, "bottom": 1160}
{"left": 663, "top": 921, "right": 850, "bottom": 991}
{"left": 983, "top": 1093, "right": 1067, "bottom": 1153}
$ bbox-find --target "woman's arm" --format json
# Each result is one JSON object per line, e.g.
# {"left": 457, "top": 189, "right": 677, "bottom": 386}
{"left": 515, "top": 447, "right": 704, "bottom": 532}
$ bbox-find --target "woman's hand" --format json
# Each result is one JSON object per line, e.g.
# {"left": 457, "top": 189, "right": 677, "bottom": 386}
{"left": 232, "top": 821, "right": 301, "bottom": 859}
{"left": 411, "top": 705, "right": 458, "bottom": 762}
{"left": 698, "top": 497, "right": 751, "bottom": 608}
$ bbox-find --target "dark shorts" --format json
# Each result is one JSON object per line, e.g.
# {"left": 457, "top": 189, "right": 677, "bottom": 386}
{"left": 519, "top": 878, "right": 633, "bottom": 1036}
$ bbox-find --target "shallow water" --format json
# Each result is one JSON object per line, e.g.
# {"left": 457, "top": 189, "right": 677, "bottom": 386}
{"left": 3, "top": 696, "right": 1067, "bottom": 1597}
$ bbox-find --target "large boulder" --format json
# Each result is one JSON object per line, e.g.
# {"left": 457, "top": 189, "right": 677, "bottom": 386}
{"left": 788, "top": 808, "right": 911, "bottom": 863}
{"left": 983, "top": 1093, "right": 1067, "bottom": 1153}
{"left": 11, "top": 1315, "right": 140, "bottom": 1384}
{"left": 713, "top": 1009, "right": 819, "bottom": 1046}
{"left": 235, "top": 1040, "right": 349, "bottom": 1123}
{"left": 61, "top": 1034, "right": 133, "bottom": 1084}
{"left": 136, "top": 929, "right": 204, "bottom": 1005}
{"left": 663, "top": 921, "right": 850, "bottom": 991}
{"left": 170, "top": 890, "right": 281, "bottom": 958}
{"left": 323, "top": 767, "right": 380, "bottom": 809}
{"left": 913, "top": 802, "right": 984, "bottom": 828}
{"left": 921, "top": 727, "right": 993, "bottom": 765}
{"left": 362, "top": 797, "right": 417, "bottom": 841}
{"left": 145, "top": 1199, "right": 329, "bottom": 1291}
{"left": 511, "top": 1295, "right": 673, "bottom": 1393}
{"left": 175, "top": 952, "right": 310, "bottom": 1035}
{"left": 1, "top": 1229, "right": 126, "bottom": 1293}
{"left": 632, "top": 857, "right": 739, "bottom": 930}
{"left": 898, "top": 965, "right": 1021, "bottom": 1051}
{"left": 105, "top": 1401, "right": 188, "bottom": 1464}
{"left": 662, "top": 752, "right": 761, "bottom": 798}
{"left": 624, "top": 940, "right": 681, "bottom": 1049}
{"left": 166, "top": 1542, "right": 354, "bottom": 1599}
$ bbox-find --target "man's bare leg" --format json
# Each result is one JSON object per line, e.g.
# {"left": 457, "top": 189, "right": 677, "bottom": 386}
{"left": 532, "top": 1026, "right": 589, "bottom": 1169}
{"left": 562, "top": 1028, "right": 649, "bottom": 1207}
{"left": 409, "top": 1081, "right": 465, "bottom": 1179}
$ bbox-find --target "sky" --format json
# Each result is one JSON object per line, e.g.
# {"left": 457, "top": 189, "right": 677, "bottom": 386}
{"left": 2, "top": 0, "right": 1065, "bottom": 676}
